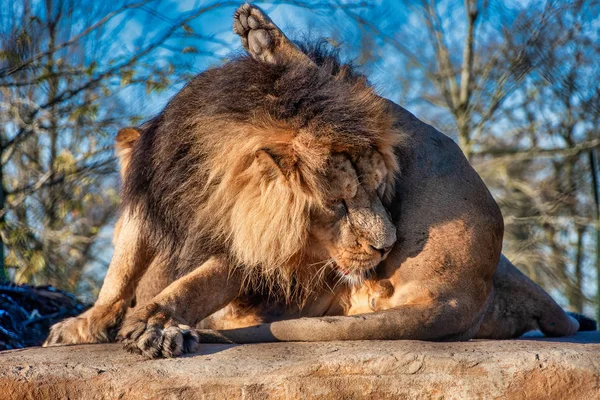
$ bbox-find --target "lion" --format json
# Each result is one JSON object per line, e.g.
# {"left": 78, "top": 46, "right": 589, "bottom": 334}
{"left": 45, "top": 4, "right": 594, "bottom": 358}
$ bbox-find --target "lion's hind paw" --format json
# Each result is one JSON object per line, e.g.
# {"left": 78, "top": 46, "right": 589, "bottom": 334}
{"left": 234, "top": 3, "right": 280, "bottom": 63}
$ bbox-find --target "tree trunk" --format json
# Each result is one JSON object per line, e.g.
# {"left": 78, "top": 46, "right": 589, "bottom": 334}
{"left": 457, "top": 117, "right": 472, "bottom": 162}
{"left": 0, "top": 158, "right": 6, "bottom": 282}
{"left": 589, "top": 149, "right": 600, "bottom": 322}
{"left": 569, "top": 227, "right": 585, "bottom": 313}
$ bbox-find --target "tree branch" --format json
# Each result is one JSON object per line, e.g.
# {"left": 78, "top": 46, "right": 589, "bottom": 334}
{"left": 459, "top": 0, "right": 478, "bottom": 109}
{"left": 0, "top": 0, "right": 153, "bottom": 78}
{"left": 474, "top": 138, "right": 600, "bottom": 160}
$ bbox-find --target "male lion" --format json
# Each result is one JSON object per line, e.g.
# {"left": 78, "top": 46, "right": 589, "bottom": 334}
{"left": 45, "top": 4, "right": 593, "bottom": 358}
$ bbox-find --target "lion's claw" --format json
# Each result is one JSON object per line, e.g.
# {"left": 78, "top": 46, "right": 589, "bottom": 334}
{"left": 43, "top": 303, "right": 124, "bottom": 347}
{"left": 121, "top": 322, "right": 199, "bottom": 358}
{"left": 44, "top": 317, "right": 93, "bottom": 346}
{"left": 118, "top": 304, "right": 199, "bottom": 358}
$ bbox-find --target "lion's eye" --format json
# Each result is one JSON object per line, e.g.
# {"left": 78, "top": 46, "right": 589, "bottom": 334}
{"left": 341, "top": 200, "right": 349, "bottom": 213}
{"left": 331, "top": 200, "right": 348, "bottom": 218}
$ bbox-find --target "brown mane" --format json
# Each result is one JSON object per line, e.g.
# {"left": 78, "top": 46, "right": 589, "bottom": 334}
{"left": 123, "top": 42, "right": 400, "bottom": 301}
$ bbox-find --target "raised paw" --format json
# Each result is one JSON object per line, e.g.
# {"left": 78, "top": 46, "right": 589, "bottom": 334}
{"left": 44, "top": 302, "right": 124, "bottom": 347}
{"left": 118, "top": 303, "right": 199, "bottom": 358}
{"left": 234, "top": 3, "right": 280, "bottom": 62}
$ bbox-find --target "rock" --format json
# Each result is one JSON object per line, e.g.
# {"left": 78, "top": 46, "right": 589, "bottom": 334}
{"left": 0, "top": 332, "right": 599, "bottom": 399}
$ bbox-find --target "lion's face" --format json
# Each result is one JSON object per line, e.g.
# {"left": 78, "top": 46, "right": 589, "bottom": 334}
{"left": 307, "top": 150, "right": 397, "bottom": 284}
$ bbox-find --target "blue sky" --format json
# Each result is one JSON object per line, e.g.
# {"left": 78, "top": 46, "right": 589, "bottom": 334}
{"left": 105, "top": 1, "right": 414, "bottom": 117}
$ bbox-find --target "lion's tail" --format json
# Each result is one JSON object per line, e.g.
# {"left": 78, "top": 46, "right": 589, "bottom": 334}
{"left": 566, "top": 312, "right": 597, "bottom": 332}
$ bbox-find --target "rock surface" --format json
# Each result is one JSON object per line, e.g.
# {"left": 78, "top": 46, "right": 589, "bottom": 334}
{"left": 0, "top": 332, "right": 599, "bottom": 399}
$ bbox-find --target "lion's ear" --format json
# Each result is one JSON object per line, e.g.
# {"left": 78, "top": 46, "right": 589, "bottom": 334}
{"left": 254, "top": 149, "right": 291, "bottom": 180}
{"left": 115, "top": 127, "right": 141, "bottom": 180}
{"left": 115, "top": 127, "right": 141, "bottom": 152}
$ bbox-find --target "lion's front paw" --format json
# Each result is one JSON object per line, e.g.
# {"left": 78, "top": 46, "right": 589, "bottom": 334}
{"left": 118, "top": 304, "right": 200, "bottom": 358}
{"left": 44, "top": 302, "right": 124, "bottom": 347}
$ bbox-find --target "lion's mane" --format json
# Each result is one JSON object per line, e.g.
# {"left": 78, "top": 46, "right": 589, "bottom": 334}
{"left": 123, "top": 42, "right": 400, "bottom": 301}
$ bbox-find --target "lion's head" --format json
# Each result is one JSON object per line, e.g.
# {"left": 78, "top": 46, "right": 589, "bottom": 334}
{"left": 306, "top": 150, "right": 397, "bottom": 284}
{"left": 122, "top": 42, "right": 402, "bottom": 301}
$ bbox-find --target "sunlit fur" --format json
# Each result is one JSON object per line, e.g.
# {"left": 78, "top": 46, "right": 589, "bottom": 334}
{"left": 122, "top": 42, "right": 402, "bottom": 302}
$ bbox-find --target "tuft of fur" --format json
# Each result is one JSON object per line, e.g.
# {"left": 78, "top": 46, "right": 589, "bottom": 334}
{"left": 115, "top": 127, "right": 141, "bottom": 180}
{"left": 123, "top": 43, "right": 401, "bottom": 303}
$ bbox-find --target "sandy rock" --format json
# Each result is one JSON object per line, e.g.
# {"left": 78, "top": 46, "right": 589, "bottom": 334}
{"left": 0, "top": 332, "right": 598, "bottom": 399}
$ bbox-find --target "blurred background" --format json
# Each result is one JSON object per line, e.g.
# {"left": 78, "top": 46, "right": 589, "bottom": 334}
{"left": 0, "top": 0, "right": 598, "bottom": 321}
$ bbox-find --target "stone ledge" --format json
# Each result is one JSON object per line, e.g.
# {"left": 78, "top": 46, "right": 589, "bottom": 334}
{"left": 0, "top": 332, "right": 598, "bottom": 399}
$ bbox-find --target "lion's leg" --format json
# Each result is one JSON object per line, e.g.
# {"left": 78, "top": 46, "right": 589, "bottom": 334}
{"left": 44, "top": 214, "right": 151, "bottom": 346}
{"left": 118, "top": 256, "right": 241, "bottom": 358}
{"left": 233, "top": 3, "right": 314, "bottom": 66}
{"left": 212, "top": 296, "right": 485, "bottom": 343}
{"left": 475, "top": 255, "right": 580, "bottom": 339}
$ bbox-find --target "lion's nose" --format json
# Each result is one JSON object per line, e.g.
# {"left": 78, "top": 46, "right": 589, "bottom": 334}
{"left": 370, "top": 244, "right": 394, "bottom": 257}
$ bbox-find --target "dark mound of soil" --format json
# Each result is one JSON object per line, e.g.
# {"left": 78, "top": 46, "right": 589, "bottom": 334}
{"left": 0, "top": 283, "right": 88, "bottom": 350}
